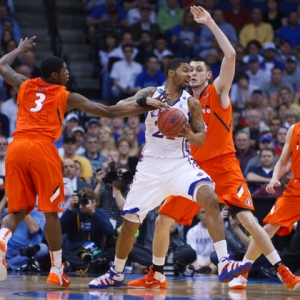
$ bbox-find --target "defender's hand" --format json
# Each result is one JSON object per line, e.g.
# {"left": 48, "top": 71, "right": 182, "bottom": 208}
{"left": 190, "top": 6, "right": 212, "bottom": 24}
{"left": 18, "top": 36, "right": 36, "bottom": 53}
{"left": 266, "top": 180, "right": 281, "bottom": 194}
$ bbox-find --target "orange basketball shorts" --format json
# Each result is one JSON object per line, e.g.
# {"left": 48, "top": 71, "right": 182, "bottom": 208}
{"left": 263, "top": 178, "right": 300, "bottom": 236}
{"left": 6, "top": 138, "right": 65, "bottom": 214}
{"left": 159, "top": 154, "right": 253, "bottom": 226}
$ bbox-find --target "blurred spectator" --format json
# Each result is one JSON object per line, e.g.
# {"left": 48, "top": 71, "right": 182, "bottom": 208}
{"left": 63, "top": 113, "right": 79, "bottom": 137}
{"left": 121, "top": 127, "right": 140, "bottom": 157}
{"left": 224, "top": 0, "right": 251, "bottom": 32}
{"left": 263, "top": 0, "right": 286, "bottom": 32}
{"left": 129, "top": 5, "right": 161, "bottom": 43}
{"left": 21, "top": 51, "right": 41, "bottom": 78}
{"left": 156, "top": 0, "right": 184, "bottom": 32}
{"left": 16, "top": 64, "right": 31, "bottom": 78}
{"left": 245, "top": 55, "right": 268, "bottom": 89}
{"left": 126, "top": 115, "right": 145, "bottom": 147}
{"left": 111, "top": 117, "right": 124, "bottom": 142}
{"left": 283, "top": 56, "right": 300, "bottom": 92}
{"left": 276, "top": 39, "right": 293, "bottom": 64}
{"left": 276, "top": 11, "right": 300, "bottom": 49}
{"left": 250, "top": 89, "right": 267, "bottom": 110}
{"left": 117, "top": 136, "right": 138, "bottom": 175}
{"left": 234, "top": 44, "right": 248, "bottom": 75}
{"left": 262, "top": 66, "right": 294, "bottom": 107}
{"left": 82, "top": 134, "right": 107, "bottom": 176}
{"left": 243, "top": 109, "right": 262, "bottom": 147}
{"left": 127, "top": 0, "right": 156, "bottom": 26}
{"left": 99, "top": 117, "right": 112, "bottom": 127}
{"left": 234, "top": 130, "right": 258, "bottom": 174}
{"left": 283, "top": 108, "right": 299, "bottom": 128}
{"left": 134, "top": 55, "right": 165, "bottom": 91}
{"left": 242, "top": 40, "right": 264, "bottom": 64}
{"left": 3, "top": 38, "right": 21, "bottom": 65}
{"left": 260, "top": 105, "right": 276, "bottom": 131}
{"left": 86, "top": 118, "right": 101, "bottom": 135}
{"left": 273, "top": 126, "right": 287, "bottom": 156}
{"left": 277, "top": 103, "right": 288, "bottom": 125}
{"left": 0, "top": 135, "right": 7, "bottom": 176}
{"left": 61, "top": 136, "right": 93, "bottom": 185}
{"left": 245, "top": 148, "right": 275, "bottom": 189}
{"left": 199, "top": 9, "right": 237, "bottom": 50}
{"left": 203, "top": 48, "right": 221, "bottom": 80}
{"left": 0, "top": 29, "right": 13, "bottom": 49}
{"left": 99, "top": 126, "right": 116, "bottom": 157}
{"left": 186, "top": 208, "right": 216, "bottom": 274}
{"left": 1, "top": 86, "right": 17, "bottom": 136}
{"left": 260, "top": 41, "right": 284, "bottom": 78}
{"left": 86, "top": 0, "right": 127, "bottom": 45}
{"left": 278, "top": 87, "right": 300, "bottom": 116}
{"left": 239, "top": 8, "right": 273, "bottom": 48}
{"left": 153, "top": 34, "right": 173, "bottom": 62}
{"left": 230, "top": 73, "right": 258, "bottom": 108}
{"left": 0, "top": 1, "right": 21, "bottom": 41}
{"left": 134, "top": 30, "right": 155, "bottom": 66}
{"left": 0, "top": 200, "right": 49, "bottom": 272}
{"left": 0, "top": 111, "right": 9, "bottom": 138}
{"left": 61, "top": 188, "right": 114, "bottom": 272}
{"left": 171, "top": 10, "right": 200, "bottom": 60}
{"left": 101, "top": 149, "right": 119, "bottom": 172}
{"left": 99, "top": 33, "right": 118, "bottom": 76}
{"left": 269, "top": 117, "right": 281, "bottom": 141}
{"left": 71, "top": 126, "right": 86, "bottom": 155}
{"left": 110, "top": 44, "right": 142, "bottom": 103}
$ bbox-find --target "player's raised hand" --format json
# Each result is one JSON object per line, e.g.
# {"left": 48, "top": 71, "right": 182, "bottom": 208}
{"left": 18, "top": 36, "right": 36, "bottom": 53}
{"left": 266, "top": 179, "right": 281, "bottom": 194}
{"left": 190, "top": 5, "right": 212, "bottom": 25}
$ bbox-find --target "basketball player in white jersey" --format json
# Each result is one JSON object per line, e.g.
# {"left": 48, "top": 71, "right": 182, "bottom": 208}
{"left": 89, "top": 58, "right": 251, "bottom": 288}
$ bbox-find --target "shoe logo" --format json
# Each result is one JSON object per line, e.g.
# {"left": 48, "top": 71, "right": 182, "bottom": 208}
{"left": 145, "top": 281, "right": 154, "bottom": 284}
{"left": 64, "top": 279, "right": 70, "bottom": 283}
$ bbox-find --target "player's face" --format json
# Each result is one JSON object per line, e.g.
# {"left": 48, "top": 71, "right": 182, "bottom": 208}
{"left": 189, "top": 61, "right": 210, "bottom": 88}
{"left": 59, "top": 63, "right": 69, "bottom": 85}
{"left": 174, "top": 63, "right": 190, "bottom": 90}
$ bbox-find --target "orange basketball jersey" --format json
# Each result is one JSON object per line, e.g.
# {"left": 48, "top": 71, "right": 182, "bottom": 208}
{"left": 190, "top": 83, "right": 235, "bottom": 164}
{"left": 14, "top": 78, "right": 70, "bottom": 142}
{"left": 290, "top": 122, "right": 300, "bottom": 179}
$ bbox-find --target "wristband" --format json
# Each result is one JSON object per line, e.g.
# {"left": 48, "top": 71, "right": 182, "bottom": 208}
{"left": 136, "top": 97, "right": 147, "bottom": 106}
{"left": 113, "top": 189, "right": 121, "bottom": 195}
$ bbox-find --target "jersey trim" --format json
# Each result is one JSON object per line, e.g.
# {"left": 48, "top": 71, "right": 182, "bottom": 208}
{"left": 214, "top": 111, "right": 231, "bottom": 132}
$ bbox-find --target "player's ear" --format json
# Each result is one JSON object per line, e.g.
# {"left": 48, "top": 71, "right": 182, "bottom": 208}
{"left": 207, "top": 71, "right": 213, "bottom": 81}
{"left": 51, "top": 71, "right": 59, "bottom": 81}
{"left": 168, "top": 69, "right": 174, "bottom": 78}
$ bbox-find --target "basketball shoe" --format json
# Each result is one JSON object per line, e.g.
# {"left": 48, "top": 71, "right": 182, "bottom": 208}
{"left": 0, "top": 240, "right": 7, "bottom": 281}
{"left": 127, "top": 267, "right": 167, "bottom": 289}
{"left": 218, "top": 257, "right": 252, "bottom": 283}
{"left": 47, "top": 264, "right": 70, "bottom": 288}
{"left": 277, "top": 265, "right": 300, "bottom": 290}
{"left": 89, "top": 266, "right": 124, "bottom": 288}
{"left": 228, "top": 274, "right": 248, "bottom": 289}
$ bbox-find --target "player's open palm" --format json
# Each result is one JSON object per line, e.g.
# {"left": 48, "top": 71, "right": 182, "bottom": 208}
{"left": 266, "top": 179, "right": 281, "bottom": 194}
{"left": 18, "top": 36, "right": 36, "bottom": 53}
{"left": 190, "top": 5, "right": 212, "bottom": 25}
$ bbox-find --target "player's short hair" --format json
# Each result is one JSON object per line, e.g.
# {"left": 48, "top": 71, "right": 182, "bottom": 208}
{"left": 190, "top": 57, "right": 210, "bottom": 71}
{"left": 165, "top": 58, "right": 188, "bottom": 77}
{"left": 40, "top": 56, "right": 64, "bottom": 78}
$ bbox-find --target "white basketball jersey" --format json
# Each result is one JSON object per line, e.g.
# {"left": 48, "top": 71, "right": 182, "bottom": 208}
{"left": 142, "top": 86, "right": 191, "bottom": 158}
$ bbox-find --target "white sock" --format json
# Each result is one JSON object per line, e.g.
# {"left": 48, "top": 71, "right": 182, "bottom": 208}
{"left": 114, "top": 256, "right": 127, "bottom": 273}
{"left": 50, "top": 250, "right": 62, "bottom": 268}
{"left": 214, "top": 240, "right": 228, "bottom": 261}
{"left": 0, "top": 228, "right": 12, "bottom": 247}
{"left": 266, "top": 250, "right": 281, "bottom": 266}
{"left": 153, "top": 255, "right": 165, "bottom": 266}
{"left": 243, "top": 256, "right": 254, "bottom": 264}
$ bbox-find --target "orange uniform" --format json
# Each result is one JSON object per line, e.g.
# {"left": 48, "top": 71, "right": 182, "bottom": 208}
{"left": 263, "top": 123, "right": 300, "bottom": 236}
{"left": 6, "top": 78, "right": 70, "bottom": 214}
{"left": 159, "top": 83, "right": 253, "bottom": 225}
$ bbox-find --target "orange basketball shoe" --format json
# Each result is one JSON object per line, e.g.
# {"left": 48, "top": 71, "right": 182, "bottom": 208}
{"left": 127, "top": 267, "right": 167, "bottom": 289}
{"left": 277, "top": 265, "right": 300, "bottom": 290}
{"left": 47, "top": 264, "right": 70, "bottom": 288}
{"left": 0, "top": 240, "right": 7, "bottom": 281}
{"left": 228, "top": 274, "right": 248, "bottom": 289}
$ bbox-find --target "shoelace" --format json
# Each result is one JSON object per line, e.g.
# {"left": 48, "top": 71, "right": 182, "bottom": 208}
{"left": 143, "top": 270, "right": 155, "bottom": 281}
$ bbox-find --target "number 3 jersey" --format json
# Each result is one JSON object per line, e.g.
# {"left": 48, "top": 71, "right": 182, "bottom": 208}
{"left": 141, "top": 86, "right": 192, "bottom": 159}
{"left": 14, "top": 78, "right": 70, "bottom": 142}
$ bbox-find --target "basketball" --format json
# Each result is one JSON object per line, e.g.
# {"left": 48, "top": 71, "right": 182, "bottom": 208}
{"left": 157, "top": 108, "right": 188, "bottom": 138}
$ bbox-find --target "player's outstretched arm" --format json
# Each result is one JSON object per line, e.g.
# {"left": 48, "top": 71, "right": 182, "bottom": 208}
{"left": 191, "top": 6, "right": 235, "bottom": 108}
{"left": 0, "top": 36, "right": 36, "bottom": 89}
{"left": 66, "top": 90, "right": 168, "bottom": 118}
{"left": 266, "top": 125, "right": 294, "bottom": 194}
{"left": 179, "top": 97, "right": 205, "bottom": 147}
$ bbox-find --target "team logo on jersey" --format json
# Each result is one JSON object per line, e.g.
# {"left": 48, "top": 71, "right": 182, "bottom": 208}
{"left": 245, "top": 199, "right": 252, "bottom": 207}
{"left": 202, "top": 105, "right": 210, "bottom": 114}
{"left": 179, "top": 103, "right": 183, "bottom": 108}
{"left": 197, "top": 172, "right": 204, "bottom": 176}
{"left": 182, "top": 97, "right": 186, "bottom": 100}
{"left": 157, "top": 88, "right": 164, "bottom": 93}
{"left": 58, "top": 202, "right": 64, "bottom": 210}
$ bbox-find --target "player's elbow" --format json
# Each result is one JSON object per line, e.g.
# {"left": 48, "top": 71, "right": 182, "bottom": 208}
{"left": 225, "top": 49, "right": 236, "bottom": 59}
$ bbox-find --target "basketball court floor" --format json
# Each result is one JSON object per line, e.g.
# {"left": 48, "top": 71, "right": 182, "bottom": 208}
{"left": 0, "top": 273, "right": 300, "bottom": 300}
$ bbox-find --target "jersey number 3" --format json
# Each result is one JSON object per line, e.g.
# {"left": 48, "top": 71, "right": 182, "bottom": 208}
{"left": 30, "top": 93, "right": 46, "bottom": 112}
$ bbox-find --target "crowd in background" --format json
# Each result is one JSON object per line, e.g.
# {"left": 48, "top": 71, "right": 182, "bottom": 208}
{"left": 0, "top": 0, "right": 299, "bottom": 278}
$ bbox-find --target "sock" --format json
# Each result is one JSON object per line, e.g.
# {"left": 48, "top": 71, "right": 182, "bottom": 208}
{"left": 266, "top": 250, "right": 281, "bottom": 267}
{"left": 214, "top": 240, "right": 228, "bottom": 261}
{"left": 113, "top": 256, "right": 127, "bottom": 273}
{"left": 50, "top": 250, "right": 62, "bottom": 268}
{"left": 0, "top": 228, "right": 12, "bottom": 247}
{"left": 243, "top": 256, "right": 254, "bottom": 264}
{"left": 152, "top": 256, "right": 165, "bottom": 274}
